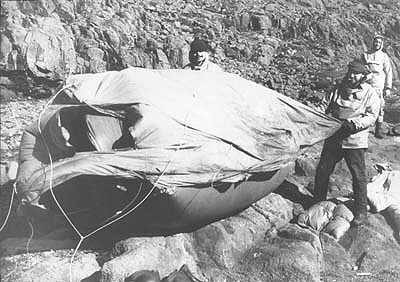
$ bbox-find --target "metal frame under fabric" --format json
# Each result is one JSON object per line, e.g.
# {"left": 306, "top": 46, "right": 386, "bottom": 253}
{"left": 16, "top": 67, "right": 341, "bottom": 234}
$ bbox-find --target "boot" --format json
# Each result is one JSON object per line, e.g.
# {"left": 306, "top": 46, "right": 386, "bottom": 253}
{"left": 374, "top": 122, "right": 384, "bottom": 139}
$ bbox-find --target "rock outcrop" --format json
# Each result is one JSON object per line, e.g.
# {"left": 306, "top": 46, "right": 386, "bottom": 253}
{"left": 2, "top": 188, "right": 400, "bottom": 281}
{"left": 0, "top": 192, "right": 298, "bottom": 282}
{"left": 1, "top": 1, "right": 400, "bottom": 281}
{"left": 1, "top": 0, "right": 399, "bottom": 101}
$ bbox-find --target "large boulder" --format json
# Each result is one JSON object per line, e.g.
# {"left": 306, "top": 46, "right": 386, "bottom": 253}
{"left": 1, "top": 6, "right": 76, "bottom": 79}
{"left": 23, "top": 18, "right": 76, "bottom": 81}
{"left": 0, "top": 192, "right": 294, "bottom": 281}
{"left": 193, "top": 193, "right": 295, "bottom": 274}
{"left": 1, "top": 190, "right": 400, "bottom": 282}
{"left": 99, "top": 193, "right": 296, "bottom": 281}
{"left": 238, "top": 224, "right": 323, "bottom": 282}
{"left": 339, "top": 213, "right": 400, "bottom": 279}
{"left": 100, "top": 235, "right": 203, "bottom": 282}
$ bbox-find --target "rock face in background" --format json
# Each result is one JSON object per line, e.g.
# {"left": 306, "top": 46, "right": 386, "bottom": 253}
{"left": 1, "top": 1, "right": 400, "bottom": 281}
{"left": 1, "top": 0, "right": 399, "bottom": 101}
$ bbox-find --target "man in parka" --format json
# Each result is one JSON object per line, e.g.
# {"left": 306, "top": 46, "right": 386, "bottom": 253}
{"left": 184, "top": 38, "right": 223, "bottom": 72}
{"left": 313, "top": 60, "right": 380, "bottom": 225}
{"left": 362, "top": 34, "right": 393, "bottom": 138}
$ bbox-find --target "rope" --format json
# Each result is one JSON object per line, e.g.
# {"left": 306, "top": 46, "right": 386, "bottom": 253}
{"left": 37, "top": 85, "right": 84, "bottom": 282}
{"left": 37, "top": 85, "right": 83, "bottom": 238}
{"left": 0, "top": 96, "right": 50, "bottom": 235}
{"left": 35, "top": 82, "right": 179, "bottom": 282}
{"left": 0, "top": 99, "right": 26, "bottom": 234}
{"left": 26, "top": 219, "right": 34, "bottom": 254}
{"left": 0, "top": 182, "right": 16, "bottom": 233}
{"left": 69, "top": 237, "right": 83, "bottom": 281}
{"left": 33, "top": 69, "right": 204, "bottom": 281}
{"left": 83, "top": 162, "right": 171, "bottom": 238}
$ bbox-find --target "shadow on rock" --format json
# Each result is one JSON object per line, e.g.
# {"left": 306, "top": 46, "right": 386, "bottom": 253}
{"left": 339, "top": 213, "right": 400, "bottom": 279}
{"left": 274, "top": 180, "right": 314, "bottom": 209}
{"left": 237, "top": 224, "right": 322, "bottom": 282}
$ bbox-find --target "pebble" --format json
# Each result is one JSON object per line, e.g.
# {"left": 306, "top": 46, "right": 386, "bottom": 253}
{"left": 0, "top": 140, "right": 9, "bottom": 151}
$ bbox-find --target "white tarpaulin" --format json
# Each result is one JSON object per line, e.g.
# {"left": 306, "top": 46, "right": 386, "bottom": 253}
{"left": 17, "top": 67, "right": 341, "bottom": 204}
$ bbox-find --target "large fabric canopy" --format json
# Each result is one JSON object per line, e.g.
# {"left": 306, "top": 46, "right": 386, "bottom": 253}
{"left": 17, "top": 67, "right": 340, "bottom": 204}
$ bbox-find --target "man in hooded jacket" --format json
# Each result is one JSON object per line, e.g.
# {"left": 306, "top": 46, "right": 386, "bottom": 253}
{"left": 362, "top": 34, "right": 393, "bottom": 138}
{"left": 314, "top": 60, "right": 380, "bottom": 225}
{"left": 184, "top": 38, "right": 223, "bottom": 72}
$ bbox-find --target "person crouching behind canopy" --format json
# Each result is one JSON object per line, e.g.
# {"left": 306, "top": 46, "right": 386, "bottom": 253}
{"left": 313, "top": 60, "right": 380, "bottom": 226}
{"left": 184, "top": 38, "right": 223, "bottom": 72}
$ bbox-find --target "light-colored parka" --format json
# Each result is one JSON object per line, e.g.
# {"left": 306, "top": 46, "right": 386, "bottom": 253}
{"left": 323, "top": 83, "right": 380, "bottom": 148}
{"left": 363, "top": 45, "right": 393, "bottom": 91}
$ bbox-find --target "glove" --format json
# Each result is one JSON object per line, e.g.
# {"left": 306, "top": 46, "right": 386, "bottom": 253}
{"left": 337, "top": 120, "right": 357, "bottom": 139}
{"left": 342, "top": 120, "right": 357, "bottom": 133}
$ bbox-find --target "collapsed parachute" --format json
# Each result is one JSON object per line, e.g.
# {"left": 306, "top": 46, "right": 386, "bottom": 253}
{"left": 16, "top": 67, "right": 340, "bottom": 235}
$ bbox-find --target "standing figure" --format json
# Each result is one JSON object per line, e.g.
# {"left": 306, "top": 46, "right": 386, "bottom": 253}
{"left": 184, "top": 38, "right": 223, "bottom": 72}
{"left": 314, "top": 60, "right": 381, "bottom": 225}
{"left": 362, "top": 34, "right": 393, "bottom": 138}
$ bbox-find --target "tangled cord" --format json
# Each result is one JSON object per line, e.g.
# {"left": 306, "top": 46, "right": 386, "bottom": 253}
{"left": 2, "top": 72, "right": 196, "bottom": 281}
{"left": 1, "top": 99, "right": 38, "bottom": 235}
{"left": 0, "top": 182, "right": 17, "bottom": 233}
{"left": 36, "top": 83, "right": 182, "bottom": 282}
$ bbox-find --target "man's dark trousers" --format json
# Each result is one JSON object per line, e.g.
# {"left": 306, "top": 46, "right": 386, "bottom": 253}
{"left": 313, "top": 135, "right": 368, "bottom": 217}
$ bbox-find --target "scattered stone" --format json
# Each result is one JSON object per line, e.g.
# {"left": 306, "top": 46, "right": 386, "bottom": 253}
{"left": 0, "top": 250, "right": 100, "bottom": 282}
{"left": 0, "top": 140, "right": 9, "bottom": 151}
{"left": 389, "top": 123, "right": 400, "bottom": 136}
{"left": 0, "top": 86, "right": 18, "bottom": 102}
{"left": 295, "top": 155, "right": 318, "bottom": 176}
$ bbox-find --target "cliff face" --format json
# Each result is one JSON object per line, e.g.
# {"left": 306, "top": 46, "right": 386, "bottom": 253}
{"left": 1, "top": 0, "right": 399, "bottom": 101}
{"left": 1, "top": 2, "right": 400, "bottom": 281}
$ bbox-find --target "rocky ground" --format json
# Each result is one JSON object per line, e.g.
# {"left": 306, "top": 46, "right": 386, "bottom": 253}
{"left": 1, "top": 0, "right": 400, "bottom": 281}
